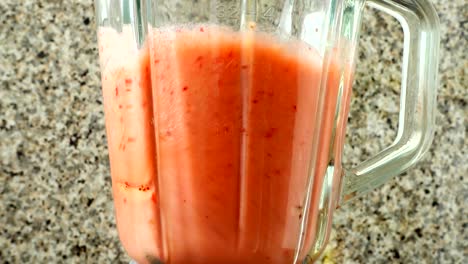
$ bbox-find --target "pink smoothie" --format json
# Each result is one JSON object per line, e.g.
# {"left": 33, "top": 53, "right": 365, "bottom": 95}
{"left": 98, "top": 25, "right": 345, "bottom": 264}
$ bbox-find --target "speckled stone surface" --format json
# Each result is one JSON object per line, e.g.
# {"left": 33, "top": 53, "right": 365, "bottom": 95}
{"left": 0, "top": 0, "right": 466, "bottom": 263}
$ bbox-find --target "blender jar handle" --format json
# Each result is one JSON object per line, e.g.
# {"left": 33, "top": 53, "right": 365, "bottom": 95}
{"left": 340, "top": 0, "right": 440, "bottom": 204}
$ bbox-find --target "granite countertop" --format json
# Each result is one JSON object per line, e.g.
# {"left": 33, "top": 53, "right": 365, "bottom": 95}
{"left": 0, "top": 0, "right": 466, "bottom": 263}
